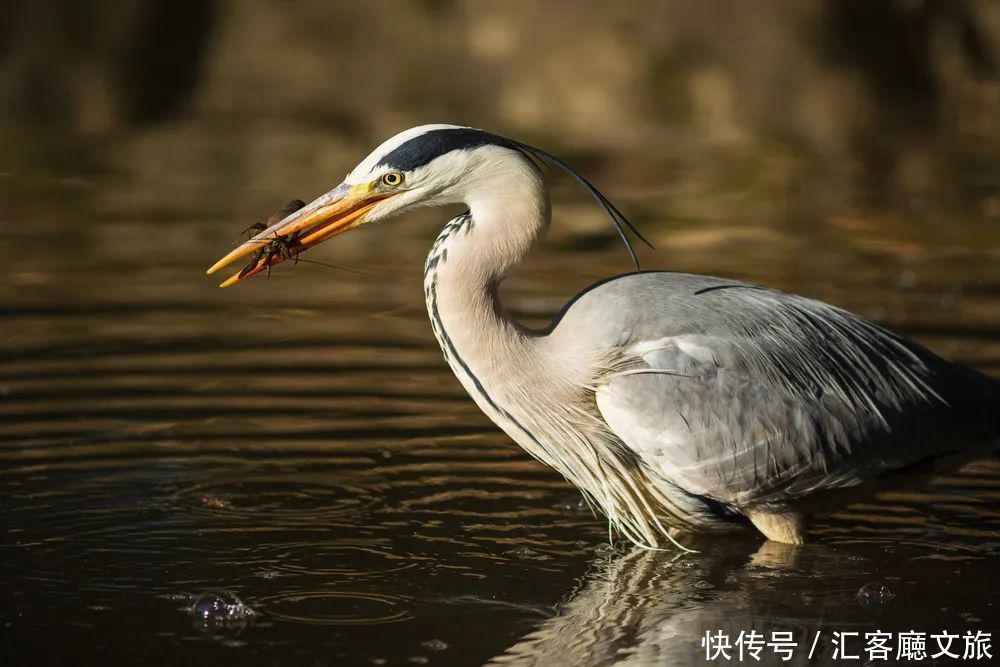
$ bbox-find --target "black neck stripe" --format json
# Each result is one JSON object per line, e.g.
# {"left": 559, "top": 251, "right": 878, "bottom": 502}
{"left": 375, "top": 128, "right": 520, "bottom": 172}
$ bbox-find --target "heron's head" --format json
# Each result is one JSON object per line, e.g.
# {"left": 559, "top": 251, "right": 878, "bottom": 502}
{"left": 208, "top": 124, "right": 539, "bottom": 286}
{"left": 208, "top": 124, "right": 646, "bottom": 286}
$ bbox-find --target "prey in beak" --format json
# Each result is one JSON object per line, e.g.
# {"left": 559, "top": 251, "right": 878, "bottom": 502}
{"left": 241, "top": 199, "right": 306, "bottom": 239}
{"left": 206, "top": 183, "right": 393, "bottom": 287}
{"left": 236, "top": 199, "right": 306, "bottom": 280}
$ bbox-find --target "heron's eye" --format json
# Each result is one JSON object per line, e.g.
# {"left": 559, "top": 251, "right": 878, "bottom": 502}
{"left": 381, "top": 172, "right": 403, "bottom": 187}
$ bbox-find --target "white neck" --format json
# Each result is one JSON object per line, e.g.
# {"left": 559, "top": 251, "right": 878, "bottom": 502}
{"left": 422, "top": 157, "right": 552, "bottom": 438}
{"left": 420, "top": 157, "right": 672, "bottom": 547}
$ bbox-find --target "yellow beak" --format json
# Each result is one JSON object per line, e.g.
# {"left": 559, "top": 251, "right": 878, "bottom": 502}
{"left": 206, "top": 184, "right": 392, "bottom": 287}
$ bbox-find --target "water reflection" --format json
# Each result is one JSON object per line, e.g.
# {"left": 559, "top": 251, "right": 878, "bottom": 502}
{"left": 493, "top": 466, "right": 1000, "bottom": 666}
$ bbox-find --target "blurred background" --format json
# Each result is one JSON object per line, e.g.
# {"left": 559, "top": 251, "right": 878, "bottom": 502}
{"left": 2, "top": 0, "right": 998, "bottom": 226}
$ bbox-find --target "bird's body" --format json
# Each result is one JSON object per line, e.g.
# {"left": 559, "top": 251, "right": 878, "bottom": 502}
{"left": 210, "top": 124, "right": 1000, "bottom": 546}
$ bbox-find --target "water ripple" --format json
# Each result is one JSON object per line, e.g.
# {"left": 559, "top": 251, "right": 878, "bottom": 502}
{"left": 256, "top": 590, "right": 413, "bottom": 626}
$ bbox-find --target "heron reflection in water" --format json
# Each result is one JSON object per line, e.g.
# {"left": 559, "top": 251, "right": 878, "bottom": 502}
{"left": 209, "top": 125, "right": 1000, "bottom": 548}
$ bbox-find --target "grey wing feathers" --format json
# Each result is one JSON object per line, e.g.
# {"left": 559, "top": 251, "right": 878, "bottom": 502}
{"left": 560, "top": 272, "right": 999, "bottom": 509}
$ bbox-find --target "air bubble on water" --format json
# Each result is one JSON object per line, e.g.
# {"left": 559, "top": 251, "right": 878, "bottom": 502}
{"left": 506, "top": 546, "right": 549, "bottom": 561}
{"left": 190, "top": 591, "right": 256, "bottom": 634}
{"left": 421, "top": 639, "right": 448, "bottom": 652}
{"left": 857, "top": 582, "right": 894, "bottom": 609}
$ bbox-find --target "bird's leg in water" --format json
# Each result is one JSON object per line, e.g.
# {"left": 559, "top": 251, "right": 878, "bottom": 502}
{"left": 746, "top": 509, "right": 806, "bottom": 545}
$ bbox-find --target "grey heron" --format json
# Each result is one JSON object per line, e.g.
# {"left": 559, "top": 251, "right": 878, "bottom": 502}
{"left": 208, "top": 124, "right": 1000, "bottom": 547}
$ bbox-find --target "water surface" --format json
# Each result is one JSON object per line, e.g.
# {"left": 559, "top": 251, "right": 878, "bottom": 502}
{"left": 2, "top": 189, "right": 999, "bottom": 665}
